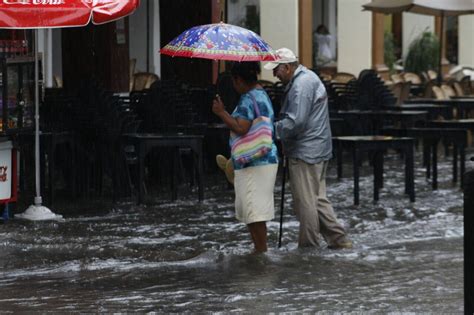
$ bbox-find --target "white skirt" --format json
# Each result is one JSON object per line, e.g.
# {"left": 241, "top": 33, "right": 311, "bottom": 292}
{"left": 234, "top": 163, "right": 278, "bottom": 224}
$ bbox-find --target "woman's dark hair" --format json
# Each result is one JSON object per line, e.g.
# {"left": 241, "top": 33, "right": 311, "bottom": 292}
{"left": 230, "top": 61, "right": 261, "bottom": 84}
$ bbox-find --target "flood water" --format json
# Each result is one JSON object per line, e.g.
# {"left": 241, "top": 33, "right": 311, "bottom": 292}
{"left": 0, "top": 151, "right": 468, "bottom": 312}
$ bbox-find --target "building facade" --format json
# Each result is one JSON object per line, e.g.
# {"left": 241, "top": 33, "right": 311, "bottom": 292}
{"left": 30, "top": 0, "right": 473, "bottom": 88}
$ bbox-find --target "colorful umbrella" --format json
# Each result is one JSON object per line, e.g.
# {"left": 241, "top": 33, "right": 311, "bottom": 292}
{"left": 0, "top": 0, "right": 140, "bottom": 220}
{"left": 160, "top": 22, "right": 278, "bottom": 62}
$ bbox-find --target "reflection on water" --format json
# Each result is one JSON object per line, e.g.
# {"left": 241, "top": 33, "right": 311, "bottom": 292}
{"left": 0, "top": 153, "right": 466, "bottom": 312}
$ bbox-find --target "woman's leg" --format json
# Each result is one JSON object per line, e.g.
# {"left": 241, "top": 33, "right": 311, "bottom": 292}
{"left": 248, "top": 221, "right": 268, "bottom": 253}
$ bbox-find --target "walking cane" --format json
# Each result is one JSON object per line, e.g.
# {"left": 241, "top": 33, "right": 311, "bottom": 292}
{"left": 278, "top": 156, "right": 287, "bottom": 248}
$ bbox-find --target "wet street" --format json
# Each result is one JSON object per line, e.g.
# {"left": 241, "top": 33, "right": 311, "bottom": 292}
{"left": 0, "top": 150, "right": 468, "bottom": 312}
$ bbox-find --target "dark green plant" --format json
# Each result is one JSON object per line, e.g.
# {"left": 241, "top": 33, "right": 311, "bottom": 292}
{"left": 384, "top": 31, "right": 396, "bottom": 74}
{"left": 404, "top": 30, "right": 440, "bottom": 74}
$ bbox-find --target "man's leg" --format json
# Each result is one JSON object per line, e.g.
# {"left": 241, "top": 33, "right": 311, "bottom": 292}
{"left": 315, "top": 161, "right": 350, "bottom": 247}
{"left": 288, "top": 158, "right": 321, "bottom": 247}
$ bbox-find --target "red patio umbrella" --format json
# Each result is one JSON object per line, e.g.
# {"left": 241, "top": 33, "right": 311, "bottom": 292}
{"left": 0, "top": 0, "right": 140, "bottom": 220}
{"left": 0, "top": 0, "right": 139, "bottom": 28}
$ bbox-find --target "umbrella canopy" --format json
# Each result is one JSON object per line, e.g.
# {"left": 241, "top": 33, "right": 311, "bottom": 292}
{"left": 363, "top": 0, "right": 473, "bottom": 83}
{"left": 160, "top": 22, "right": 278, "bottom": 62}
{"left": 362, "top": 0, "right": 474, "bottom": 16}
{"left": 0, "top": 0, "right": 140, "bottom": 28}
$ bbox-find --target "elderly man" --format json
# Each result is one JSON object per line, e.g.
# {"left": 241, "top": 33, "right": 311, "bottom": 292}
{"left": 264, "top": 48, "right": 352, "bottom": 249}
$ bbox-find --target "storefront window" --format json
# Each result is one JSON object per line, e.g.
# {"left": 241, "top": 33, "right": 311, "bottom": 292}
{"left": 227, "top": 0, "right": 260, "bottom": 34}
{"left": 446, "top": 16, "right": 458, "bottom": 65}
{"left": 0, "top": 30, "right": 35, "bottom": 133}
{"left": 0, "top": 30, "right": 32, "bottom": 58}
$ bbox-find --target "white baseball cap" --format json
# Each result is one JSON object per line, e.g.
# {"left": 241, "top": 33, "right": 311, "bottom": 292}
{"left": 264, "top": 48, "right": 298, "bottom": 70}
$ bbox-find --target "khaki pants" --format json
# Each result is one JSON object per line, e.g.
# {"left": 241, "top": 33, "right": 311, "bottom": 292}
{"left": 288, "top": 158, "right": 347, "bottom": 247}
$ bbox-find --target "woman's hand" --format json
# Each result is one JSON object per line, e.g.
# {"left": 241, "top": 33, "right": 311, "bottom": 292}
{"left": 212, "top": 94, "right": 251, "bottom": 135}
{"left": 212, "top": 95, "right": 225, "bottom": 116}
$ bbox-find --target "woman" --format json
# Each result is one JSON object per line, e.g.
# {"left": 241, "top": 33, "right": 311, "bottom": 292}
{"left": 314, "top": 24, "right": 334, "bottom": 66}
{"left": 212, "top": 62, "right": 279, "bottom": 253}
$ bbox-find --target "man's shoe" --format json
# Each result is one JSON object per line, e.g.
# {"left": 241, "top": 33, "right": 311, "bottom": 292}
{"left": 216, "top": 155, "right": 228, "bottom": 171}
{"left": 328, "top": 240, "right": 353, "bottom": 250}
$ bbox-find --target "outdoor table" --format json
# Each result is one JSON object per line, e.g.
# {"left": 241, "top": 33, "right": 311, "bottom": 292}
{"left": 171, "top": 123, "right": 229, "bottom": 173}
{"left": 427, "top": 119, "right": 474, "bottom": 134}
{"left": 452, "top": 95, "right": 474, "bottom": 99}
{"left": 405, "top": 99, "right": 474, "bottom": 118}
{"left": 404, "top": 98, "right": 442, "bottom": 103}
{"left": 382, "top": 127, "right": 467, "bottom": 189}
{"left": 333, "top": 135, "right": 415, "bottom": 205}
{"left": 383, "top": 104, "right": 452, "bottom": 120}
{"left": 17, "top": 131, "right": 76, "bottom": 206}
{"left": 124, "top": 133, "right": 204, "bottom": 204}
{"left": 335, "top": 110, "right": 428, "bottom": 135}
{"left": 437, "top": 100, "right": 474, "bottom": 118}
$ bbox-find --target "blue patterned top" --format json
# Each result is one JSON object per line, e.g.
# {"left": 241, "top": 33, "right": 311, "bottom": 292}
{"left": 230, "top": 88, "right": 279, "bottom": 170}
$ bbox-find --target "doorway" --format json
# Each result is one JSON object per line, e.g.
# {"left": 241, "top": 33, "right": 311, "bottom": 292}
{"left": 159, "top": 0, "right": 213, "bottom": 86}
{"left": 312, "top": 0, "right": 337, "bottom": 73}
{"left": 62, "top": 21, "right": 130, "bottom": 92}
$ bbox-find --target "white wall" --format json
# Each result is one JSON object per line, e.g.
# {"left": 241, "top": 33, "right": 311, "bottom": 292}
{"left": 128, "top": 0, "right": 161, "bottom": 77}
{"left": 37, "top": 29, "right": 53, "bottom": 87}
{"left": 459, "top": 15, "right": 474, "bottom": 67}
{"left": 151, "top": 0, "right": 161, "bottom": 77}
{"left": 327, "top": 0, "right": 337, "bottom": 59}
{"left": 402, "top": 13, "right": 434, "bottom": 59}
{"left": 337, "top": 0, "right": 371, "bottom": 76}
{"left": 260, "top": 0, "right": 298, "bottom": 81}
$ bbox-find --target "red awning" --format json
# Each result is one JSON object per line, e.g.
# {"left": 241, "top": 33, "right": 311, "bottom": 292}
{"left": 0, "top": 0, "right": 140, "bottom": 28}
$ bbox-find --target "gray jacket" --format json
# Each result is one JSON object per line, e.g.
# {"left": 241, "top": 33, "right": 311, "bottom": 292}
{"left": 274, "top": 65, "right": 332, "bottom": 164}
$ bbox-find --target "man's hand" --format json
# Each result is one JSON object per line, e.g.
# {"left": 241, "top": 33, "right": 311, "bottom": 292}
{"left": 212, "top": 95, "right": 225, "bottom": 116}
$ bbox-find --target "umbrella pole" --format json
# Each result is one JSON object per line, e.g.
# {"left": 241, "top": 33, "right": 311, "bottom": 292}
{"left": 15, "top": 29, "right": 62, "bottom": 221}
{"left": 278, "top": 156, "right": 287, "bottom": 248}
{"left": 34, "top": 29, "right": 41, "bottom": 206}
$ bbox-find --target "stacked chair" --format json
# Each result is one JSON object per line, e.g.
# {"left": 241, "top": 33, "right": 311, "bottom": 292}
{"left": 38, "top": 80, "right": 144, "bottom": 202}
{"left": 126, "top": 79, "right": 218, "bottom": 197}
{"left": 356, "top": 69, "right": 397, "bottom": 110}
{"left": 327, "top": 77, "right": 359, "bottom": 111}
{"left": 327, "top": 70, "right": 396, "bottom": 112}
